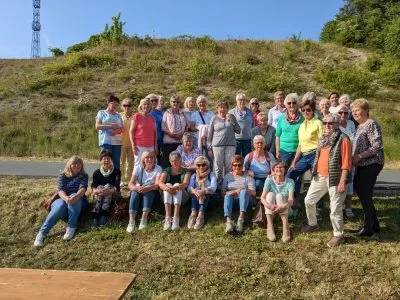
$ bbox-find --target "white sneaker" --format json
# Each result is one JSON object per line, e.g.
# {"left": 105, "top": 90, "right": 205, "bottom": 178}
{"left": 63, "top": 227, "right": 76, "bottom": 241}
{"left": 171, "top": 217, "right": 180, "bottom": 231}
{"left": 34, "top": 232, "right": 45, "bottom": 247}
{"left": 236, "top": 218, "right": 245, "bottom": 233}
{"left": 126, "top": 222, "right": 135, "bottom": 233}
{"left": 163, "top": 217, "right": 172, "bottom": 231}
{"left": 187, "top": 215, "right": 196, "bottom": 229}
{"left": 225, "top": 221, "right": 234, "bottom": 233}
{"left": 194, "top": 217, "right": 204, "bottom": 230}
{"left": 138, "top": 218, "right": 148, "bottom": 230}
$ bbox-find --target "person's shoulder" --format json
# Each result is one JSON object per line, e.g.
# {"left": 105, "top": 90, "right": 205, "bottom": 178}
{"left": 155, "top": 165, "right": 163, "bottom": 173}
{"left": 92, "top": 169, "right": 101, "bottom": 176}
{"left": 268, "top": 125, "right": 276, "bottom": 132}
{"left": 286, "top": 178, "right": 295, "bottom": 185}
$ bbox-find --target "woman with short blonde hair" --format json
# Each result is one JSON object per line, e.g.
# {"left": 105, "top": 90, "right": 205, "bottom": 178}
{"left": 120, "top": 98, "right": 134, "bottom": 186}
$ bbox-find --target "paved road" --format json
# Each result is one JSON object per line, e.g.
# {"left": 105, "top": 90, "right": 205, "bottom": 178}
{"left": 1, "top": 160, "right": 399, "bottom": 195}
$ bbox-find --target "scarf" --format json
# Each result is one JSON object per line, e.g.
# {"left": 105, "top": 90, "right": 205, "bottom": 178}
{"left": 318, "top": 128, "right": 341, "bottom": 149}
{"left": 196, "top": 167, "right": 211, "bottom": 190}
{"left": 100, "top": 164, "right": 114, "bottom": 177}
{"left": 285, "top": 110, "right": 301, "bottom": 124}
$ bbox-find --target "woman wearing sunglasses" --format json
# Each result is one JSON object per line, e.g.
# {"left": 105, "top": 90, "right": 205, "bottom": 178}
{"left": 222, "top": 155, "right": 256, "bottom": 234}
{"left": 187, "top": 156, "right": 217, "bottom": 230}
{"left": 120, "top": 98, "right": 134, "bottom": 186}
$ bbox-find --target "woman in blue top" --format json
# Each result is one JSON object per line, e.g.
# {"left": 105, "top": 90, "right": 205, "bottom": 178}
{"left": 187, "top": 156, "right": 217, "bottom": 230}
{"left": 34, "top": 156, "right": 88, "bottom": 247}
{"left": 275, "top": 93, "right": 304, "bottom": 166}
{"left": 95, "top": 94, "right": 123, "bottom": 170}
{"left": 260, "top": 161, "right": 294, "bottom": 243}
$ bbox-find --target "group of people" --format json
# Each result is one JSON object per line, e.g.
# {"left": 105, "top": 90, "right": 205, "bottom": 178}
{"left": 34, "top": 90, "right": 384, "bottom": 249}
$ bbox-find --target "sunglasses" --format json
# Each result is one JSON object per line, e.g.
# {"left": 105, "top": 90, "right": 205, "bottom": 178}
{"left": 151, "top": 99, "right": 158, "bottom": 102}
{"left": 123, "top": 104, "right": 131, "bottom": 107}
{"left": 232, "top": 163, "right": 242, "bottom": 167}
{"left": 172, "top": 101, "right": 180, "bottom": 104}
{"left": 196, "top": 163, "right": 207, "bottom": 167}
{"left": 287, "top": 102, "right": 296, "bottom": 106}
{"left": 323, "top": 122, "right": 336, "bottom": 125}
{"left": 301, "top": 108, "right": 312, "bottom": 113}
{"left": 338, "top": 111, "right": 349, "bottom": 115}
{"left": 250, "top": 103, "right": 259, "bottom": 106}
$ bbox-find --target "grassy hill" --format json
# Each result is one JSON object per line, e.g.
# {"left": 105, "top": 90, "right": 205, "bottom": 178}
{"left": 0, "top": 36, "right": 399, "bottom": 161}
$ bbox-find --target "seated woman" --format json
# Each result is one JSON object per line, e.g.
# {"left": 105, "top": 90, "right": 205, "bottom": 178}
{"left": 260, "top": 161, "right": 294, "bottom": 243}
{"left": 222, "top": 155, "right": 256, "bottom": 234}
{"left": 159, "top": 151, "right": 191, "bottom": 231}
{"left": 176, "top": 132, "right": 202, "bottom": 171}
{"left": 244, "top": 135, "right": 276, "bottom": 194}
{"left": 127, "top": 151, "right": 162, "bottom": 232}
{"left": 34, "top": 156, "right": 88, "bottom": 247}
{"left": 187, "top": 156, "right": 217, "bottom": 230}
{"left": 91, "top": 150, "right": 121, "bottom": 227}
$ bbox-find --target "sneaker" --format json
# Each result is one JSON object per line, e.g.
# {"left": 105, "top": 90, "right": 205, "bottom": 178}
{"left": 138, "top": 218, "right": 148, "bottom": 230}
{"left": 34, "top": 232, "right": 45, "bottom": 248}
{"left": 163, "top": 217, "right": 172, "bottom": 231}
{"left": 236, "top": 218, "right": 245, "bottom": 233}
{"left": 126, "top": 222, "right": 135, "bottom": 233}
{"left": 345, "top": 208, "right": 355, "bottom": 219}
{"left": 267, "top": 227, "right": 276, "bottom": 242}
{"left": 171, "top": 217, "right": 180, "bottom": 231}
{"left": 301, "top": 224, "right": 319, "bottom": 233}
{"left": 327, "top": 236, "right": 345, "bottom": 247}
{"left": 194, "top": 217, "right": 204, "bottom": 230}
{"left": 63, "top": 227, "right": 76, "bottom": 241}
{"left": 187, "top": 215, "right": 196, "bottom": 229}
{"left": 225, "top": 221, "right": 234, "bottom": 233}
{"left": 282, "top": 228, "right": 291, "bottom": 243}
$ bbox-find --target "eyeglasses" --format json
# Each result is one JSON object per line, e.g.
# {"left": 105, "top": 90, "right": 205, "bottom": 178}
{"left": 286, "top": 102, "right": 296, "bottom": 106}
{"left": 250, "top": 103, "right": 259, "bottom": 106}
{"left": 323, "top": 122, "right": 336, "bottom": 126}
{"left": 338, "top": 111, "right": 349, "bottom": 115}
{"left": 196, "top": 163, "right": 207, "bottom": 167}
{"left": 301, "top": 108, "right": 312, "bottom": 113}
{"left": 123, "top": 104, "right": 131, "bottom": 107}
{"left": 232, "top": 163, "right": 242, "bottom": 167}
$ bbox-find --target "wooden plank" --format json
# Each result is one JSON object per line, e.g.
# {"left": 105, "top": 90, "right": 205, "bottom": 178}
{"left": 0, "top": 268, "right": 136, "bottom": 300}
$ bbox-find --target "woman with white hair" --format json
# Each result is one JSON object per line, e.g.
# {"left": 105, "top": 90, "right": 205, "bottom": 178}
{"left": 229, "top": 92, "right": 253, "bottom": 157}
{"left": 176, "top": 132, "right": 202, "bottom": 171}
{"left": 268, "top": 91, "right": 286, "bottom": 129}
{"left": 275, "top": 93, "right": 304, "bottom": 166}
{"left": 130, "top": 98, "right": 157, "bottom": 168}
{"left": 159, "top": 151, "right": 191, "bottom": 230}
{"left": 318, "top": 98, "right": 331, "bottom": 119}
{"left": 127, "top": 150, "right": 162, "bottom": 232}
{"left": 244, "top": 135, "right": 276, "bottom": 193}
{"left": 251, "top": 112, "right": 276, "bottom": 155}
{"left": 183, "top": 96, "right": 198, "bottom": 145}
{"left": 192, "top": 95, "right": 215, "bottom": 158}
{"left": 187, "top": 156, "right": 217, "bottom": 229}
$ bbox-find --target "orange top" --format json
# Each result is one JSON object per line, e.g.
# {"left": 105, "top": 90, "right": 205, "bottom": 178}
{"left": 317, "top": 137, "right": 352, "bottom": 177}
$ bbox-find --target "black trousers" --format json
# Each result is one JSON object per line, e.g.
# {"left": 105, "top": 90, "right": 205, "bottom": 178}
{"left": 354, "top": 163, "right": 383, "bottom": 231}
{"left": 162, "top": 143, "right": 181, "bottom": 168}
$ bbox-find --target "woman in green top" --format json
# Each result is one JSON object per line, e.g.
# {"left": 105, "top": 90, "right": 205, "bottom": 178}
{"left": 275, "top": 93, "right": 304, "bottom": 166}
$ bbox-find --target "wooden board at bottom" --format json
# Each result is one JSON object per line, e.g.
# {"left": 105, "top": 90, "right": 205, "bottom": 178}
{"left": 0, "top": 268, "right": 136, "bottom": 300}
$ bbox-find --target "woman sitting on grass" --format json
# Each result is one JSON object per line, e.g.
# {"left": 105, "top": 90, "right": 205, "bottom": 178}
{"left": 222, "top": 155, "right": 256, "bottom": 234}
{"left": 260, "top": 161, "right": 294, "bottom": 243}
{"left": 159, "top": 151, "right": 191, "bottom": 231}
{"left": 91, "top": 150, "right": 121, "bottom": 227}
{"left": 34, "top": 156, "right": 88, "bottom": 247}
{"left": 126, "top": 151, "right": 162, "bottom": 233}
{"left": 187, "top": 156, "right": 217, "bottom": 230}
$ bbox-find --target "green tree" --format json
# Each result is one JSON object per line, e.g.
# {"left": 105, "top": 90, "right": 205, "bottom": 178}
{"left": 48, "top": 47, "right": 64, "bottom": 57}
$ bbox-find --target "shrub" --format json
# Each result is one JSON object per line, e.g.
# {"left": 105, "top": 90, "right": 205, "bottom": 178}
{"left": 384, "top": 17, "right": 400, "bottom": 58}
{"left": 186, "top": 55, "right": 218, "bottom": 82}
{"left": 364, "top": 54, "right": 383, "bottom": 72}
{"left": 376, "top": 57, "right": 400, "bottom": 88}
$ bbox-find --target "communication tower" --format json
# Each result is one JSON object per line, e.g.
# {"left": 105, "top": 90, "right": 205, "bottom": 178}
{"left": 31, "top": 0, "right": 41, "bottom": 58}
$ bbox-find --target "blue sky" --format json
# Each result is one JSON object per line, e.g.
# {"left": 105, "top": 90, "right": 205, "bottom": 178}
{"left": 0, "top": 0, "right": 343, "bottom": 59}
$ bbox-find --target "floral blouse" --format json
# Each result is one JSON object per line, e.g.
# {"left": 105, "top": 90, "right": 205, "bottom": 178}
{"left": 176, "top": 145, "right": 202, "bottom": 168}
{"left": 352, "top": 119, "right": 384, "bottom": 167}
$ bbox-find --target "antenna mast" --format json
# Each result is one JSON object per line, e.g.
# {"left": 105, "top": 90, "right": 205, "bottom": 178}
{"left": 31, "top": 0, "right": 41, "bottom": 58}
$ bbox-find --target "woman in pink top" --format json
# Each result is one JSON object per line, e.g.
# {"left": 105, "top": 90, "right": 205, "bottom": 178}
{"left": 162, "top": 95, "right": 188, "bottom": 167}
{"left": 130, "top": 98, "right": 157, "bottom": 168}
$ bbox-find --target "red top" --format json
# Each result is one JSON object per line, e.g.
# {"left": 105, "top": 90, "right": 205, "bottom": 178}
{"left": 132, "top": 113, "right": 156, "bottom": 147}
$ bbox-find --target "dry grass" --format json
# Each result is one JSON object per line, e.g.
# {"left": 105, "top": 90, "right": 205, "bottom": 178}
{"left": 1, "top": 177, "right": 399, "bottom": 299}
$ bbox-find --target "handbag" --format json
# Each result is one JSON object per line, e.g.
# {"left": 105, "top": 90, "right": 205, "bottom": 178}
{"left": 43, "top": 192, "right": 59, "bottom": 212}
{"left": 252, "top": 199, "right": 267, "bottom": 228}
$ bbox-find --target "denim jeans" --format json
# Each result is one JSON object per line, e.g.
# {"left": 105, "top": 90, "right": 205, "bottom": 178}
{"left": 235, "top": 139, "right": 252, "bottom": 157}
{"left": 224, "top": 190, "right": 251, "bottom": 217}
{"left": 279, "top": 150, "right": 295, "bottom": 167}
{"left": 129, "top": 190, "right": 156, "bottom": 213}
{"left": 287, "top": 151, "right": 316, "bottom": 198}
{"left": 254, "top": 178, "right": 266, "bottom": 196}
{"left": 191, "top": 195, "right": 210, "bottom": 213}
{"left": 100, "top": 144, "right": 122, "bottom": 170}
{"left": 39, "top": 197, "right": 83, "bottom": 234}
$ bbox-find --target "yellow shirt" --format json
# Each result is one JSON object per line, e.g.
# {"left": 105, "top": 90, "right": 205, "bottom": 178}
{"left": 121, "top": 111, "right": 133, "bottom": 147}
{"left": 298, "top": 117, "right": 323, "bottom": 153}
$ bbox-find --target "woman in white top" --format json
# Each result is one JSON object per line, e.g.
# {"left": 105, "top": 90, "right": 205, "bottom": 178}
{"left": 127, "top": 151, "right": 162, "bottom": 232}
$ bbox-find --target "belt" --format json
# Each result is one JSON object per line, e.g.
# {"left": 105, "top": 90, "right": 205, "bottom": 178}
{"left": 302, "top": 149, "right": 317, "bottom": 156}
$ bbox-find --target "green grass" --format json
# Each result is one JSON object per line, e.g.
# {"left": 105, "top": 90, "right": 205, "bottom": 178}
{"left": 1, "top": 177, "right": 399, "bottom": 299}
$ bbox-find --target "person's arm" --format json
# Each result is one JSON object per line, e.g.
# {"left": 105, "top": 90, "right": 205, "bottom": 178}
{"left": 206, "top": 172, "right": 218, "bottom": 194}
{"left": 129, "top": 115, "right": 138, "bottom": 154}
{"left": 207, "top": 117, "right": 215, "bottom": 157}
{"left": 267, "top": 109, "right": 273, "bottom": 126}
{"left": 275, "top": 118, "right": 282, "bottom": 159}
{"left": 128, "top": 172, "right": 140, "bottom": 192}
{"left": 162, "top": 112, "right": 173, "bottom": 137}
{"left": 69, "top": 173, "right": 88, "bottom": 204}
{"left": 338, "top": 137, "right": 352, "bottom": 192}
{"left": 269, "top": 127, "right": 276, "bottom": 157}
{"left": 231, "top": 114, "right": 241, "bottom": 134}
{"left": 158, "top": 171, "right": 170, "bottom": 192}
{"left": 275, "top": 136, "right": 280, "bottom": 159}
